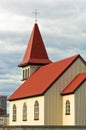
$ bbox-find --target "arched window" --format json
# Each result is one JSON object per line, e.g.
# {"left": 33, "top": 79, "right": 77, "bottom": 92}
{"left": 23, "top": 103, "right": 27, "bottom": 121}
{"left": 13, "top": 104, "right": 17, "bottom": 121}
{"left": 66, "top": 100, "right": 70, "bottom": 115}
{"left": 34, "top": 101, "right": 39, "bottom": 120}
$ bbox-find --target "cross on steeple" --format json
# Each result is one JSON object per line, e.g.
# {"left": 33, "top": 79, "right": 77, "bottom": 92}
{"left": 32, "top": 9, "right": 39, "bottom": 23}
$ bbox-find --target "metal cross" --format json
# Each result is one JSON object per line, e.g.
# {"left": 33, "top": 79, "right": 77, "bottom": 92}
{"left": 32, "top": 9, "right": 39, "bottom": 23}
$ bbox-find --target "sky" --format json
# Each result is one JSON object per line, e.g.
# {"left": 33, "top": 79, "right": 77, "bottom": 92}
{"left": 0, "top": 0, "right": 86, "bottom": 100}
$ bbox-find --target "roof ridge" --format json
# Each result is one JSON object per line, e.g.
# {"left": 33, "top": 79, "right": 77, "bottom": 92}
{"left": 55, "top": 54, "right": 80, "bottom": 63}
{"left": 29, "top": 24, "right": 35, "bottom": 60}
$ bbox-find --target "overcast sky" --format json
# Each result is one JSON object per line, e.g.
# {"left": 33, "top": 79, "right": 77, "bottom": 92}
{"left": 0, "top": 0, "right": 86, "bottom": 99}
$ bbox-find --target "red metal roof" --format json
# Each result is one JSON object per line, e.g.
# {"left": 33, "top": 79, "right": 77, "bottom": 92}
{"left": 8, "top": 54, "right": 80, "bottom": 101}
{"left": 18, "top": 23, "right": 51, "bottom": 67}
{"left": 61, "top": 72, "right": 86, "bottom": 95}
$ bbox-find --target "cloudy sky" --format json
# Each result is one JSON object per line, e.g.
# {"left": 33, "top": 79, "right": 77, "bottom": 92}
{"left": 0, "top": 0, "right": 86, "bottom": 100}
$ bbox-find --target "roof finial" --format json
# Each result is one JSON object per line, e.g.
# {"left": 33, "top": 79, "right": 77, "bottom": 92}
{"left": 32, "top": 9, "right": 39, "bottom": 23}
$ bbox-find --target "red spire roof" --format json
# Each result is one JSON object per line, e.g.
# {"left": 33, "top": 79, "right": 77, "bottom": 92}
{"left": 8, "top": 54, "right": 80, "bottom": 101}
{"left": 18, "top": 23, "right": 51, "bottom": 67}
{"left": 61, "top": 72, "right": 86, "bottom": 95}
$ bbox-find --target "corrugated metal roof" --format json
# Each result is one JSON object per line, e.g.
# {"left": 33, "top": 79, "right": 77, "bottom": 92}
{"left": 8, "top": 54, "right": 80, "bottom": 101}
{"left": 61, "top": 72, "right": 86, "bottom": 95}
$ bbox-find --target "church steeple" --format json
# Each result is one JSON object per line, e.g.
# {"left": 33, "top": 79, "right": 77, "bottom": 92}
{"left": 18, "top": 23, "right": 51, "bottom": 67}
{"left": 18, "top": 23, "right": 51, "bottom": 81}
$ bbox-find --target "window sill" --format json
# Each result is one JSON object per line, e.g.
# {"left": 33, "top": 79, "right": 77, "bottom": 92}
{"left": 34, "top": 119, "right": 39, "bottom": 121}
{"left": 12, "top": 120, "right": 16, "bottom": 122}
{"left": 23, "top": 119, "right": 27, "bottom": 121}
{"left": 65, "top": 113, "right": 70, "bottom": 115}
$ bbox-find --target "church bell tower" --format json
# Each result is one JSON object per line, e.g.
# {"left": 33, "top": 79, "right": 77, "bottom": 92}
{"left": 18, "top": 23, "right": 51, "bottom": 81}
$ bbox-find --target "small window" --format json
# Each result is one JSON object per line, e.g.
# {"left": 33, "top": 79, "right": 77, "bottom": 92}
{"left": 23, "top": 103, "right": 27, "bottom": 121}
{"left": 22, "top": 68, "right": 29, "bottom": 80}
{"left": 28, "top": 68, "right": 29, "bottom": 77}
{"left": 25, "top": 69, "right": 28, "bottom": 79}
{"left": 23, "top": 70, "right": 25, "bottom": 80}
{"left": 34, "top": 101, "right": 39, "bottom": 120}
{"left": 22, "top": 69, "right": 26, "bottom": 80}
{"left": 65, "top": 100, "right": 70, "bottom": 115}
{"left": 13, "top": 104, "right": 17, "bottom": 121}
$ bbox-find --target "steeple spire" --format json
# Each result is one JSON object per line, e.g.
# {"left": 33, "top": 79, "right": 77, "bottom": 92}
{"left": 18, "top": 23, "right": 51, "bottom": 67}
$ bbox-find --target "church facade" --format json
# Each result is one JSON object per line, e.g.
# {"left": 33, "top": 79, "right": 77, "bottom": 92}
{"left": 8, "top": 23, "right": 86, "bottom": 126}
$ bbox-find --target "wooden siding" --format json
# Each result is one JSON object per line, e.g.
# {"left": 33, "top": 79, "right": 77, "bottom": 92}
{"left": 44, "top": 57, "right": 86, "bottom": 125}
{"left": 75, "top": 81, "right": 86, "bottom": 125}
{"left": 30, "top": 65, "right": 41, "bottom": 76}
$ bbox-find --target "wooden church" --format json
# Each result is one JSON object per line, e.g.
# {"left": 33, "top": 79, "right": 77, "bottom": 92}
{"left": 8, "top": 23, "right": 86, "bottom": 126}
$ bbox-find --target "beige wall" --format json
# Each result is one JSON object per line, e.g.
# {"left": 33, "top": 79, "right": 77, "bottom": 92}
{"left": 62, "top": 95, "right": 75, "bottom": 125}
{"left": 9, "top": 96, "right": 44, "bottom": 126}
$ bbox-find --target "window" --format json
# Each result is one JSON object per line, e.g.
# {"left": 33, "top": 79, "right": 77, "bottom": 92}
{"left": 13, "top": 104, "right": 17, "bottom": 121}
{"left": 34, "top": 101, "right": 39, "bottom": 120}
{"left": 23, "top": 70, "right": 25, "bottom": 80}
{"left": 22, "top": 68, "right": 30, "bottom": 80}
{"left": 28, "top": 68, "right": 29, "bottom": 77}
{"left": 65, "top": 100, "right": 70, "bottom": 115}
{"left": 23, "top": 103, "right": 27, "bottom": 121}
{"left": 25, "top": 69, "right": 27, "bottom": 79}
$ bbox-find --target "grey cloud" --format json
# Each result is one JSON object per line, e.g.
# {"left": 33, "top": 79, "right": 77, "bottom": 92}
{"left": 0, "top": 82, "right": 20, "bottom": 97}
{"left": 0, "top": 0, "right": 85, "bottom": 19}
{"left": 0, "top": 31, "right": 29, "bottom": 45}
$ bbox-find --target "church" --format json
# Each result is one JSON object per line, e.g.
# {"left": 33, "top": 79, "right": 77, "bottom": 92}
{"left": 8, "top": 23, "right": 86, "bottom": 126}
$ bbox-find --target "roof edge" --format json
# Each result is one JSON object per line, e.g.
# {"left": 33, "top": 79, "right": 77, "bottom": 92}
{"left": 61, "top": 79, "right": 86, "bottom": 95}
{"left": 8, "top": 93, "right": 43, "bottom": 101}
{"left": 18, "top": 60, "right": 52, "bottom": 67}
{"left": 61, "top": 73, "right": 86, "bottom": 95}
